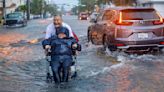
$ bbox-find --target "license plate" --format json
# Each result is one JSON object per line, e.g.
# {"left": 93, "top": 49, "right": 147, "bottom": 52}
{"left": 137, "top": 33, "right": 148, "bottom": 39}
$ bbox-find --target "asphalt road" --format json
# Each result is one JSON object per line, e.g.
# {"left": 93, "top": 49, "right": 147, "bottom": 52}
{"left": 0, "top": 15, "right": 164, "bottom": 92}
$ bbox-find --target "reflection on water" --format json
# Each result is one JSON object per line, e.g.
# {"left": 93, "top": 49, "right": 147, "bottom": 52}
{"left": 0, "top": 37, "right": 164, "bottom": 92}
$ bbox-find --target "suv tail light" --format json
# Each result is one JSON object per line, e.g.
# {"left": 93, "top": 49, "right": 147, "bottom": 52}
{"left": 115, "top": 21, "right": 133, "bottom": 26}
{"left": 153, "top": 20, "right": 163, "bottom": 25}
{"left": 160, "top": 41, "right": 164, "bottom": 45}
{"left": 154, "top": 12, "right": 164, "bottom": 25}
{"left": 116, "top": 12, "right": 133, "bottom": 26}
{"left": 115, "top": 43, "right": 125, "bottom": 47}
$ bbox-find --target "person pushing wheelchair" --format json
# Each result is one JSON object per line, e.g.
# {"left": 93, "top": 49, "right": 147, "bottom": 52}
{"left": 42, "top": 27, "right": 81, "bottom": 85}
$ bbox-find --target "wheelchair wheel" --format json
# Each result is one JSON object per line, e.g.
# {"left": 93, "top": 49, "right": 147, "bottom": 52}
{"left": 46, "top": 73, "right": 53, "bottom": 83}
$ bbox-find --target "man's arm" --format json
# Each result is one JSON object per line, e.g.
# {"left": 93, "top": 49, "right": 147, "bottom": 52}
{"left": 42, "top": 39, "right": 51, "bottom": 49}
{"left": 45, "top": 23, "right": 55, "bottom": 39}
{"left": 62, "top": 22, "right": 79, "bottom": 42}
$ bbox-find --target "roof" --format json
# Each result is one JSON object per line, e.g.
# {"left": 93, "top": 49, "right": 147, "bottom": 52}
{"left": 104, "top": 7, "right": 155, "bottom": 11}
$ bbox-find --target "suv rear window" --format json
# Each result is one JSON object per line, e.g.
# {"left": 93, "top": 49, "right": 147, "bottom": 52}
{"left": 103, "top": 10, "right": 116, "bottom": 20}
{"left": 121, "top": 9, "right": 159, "bottom": 20}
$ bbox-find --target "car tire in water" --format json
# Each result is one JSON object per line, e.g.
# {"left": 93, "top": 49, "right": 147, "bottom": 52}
{"left": 103, "top": 35, "right": 117, "bottom": 52}
{"left": 103, "top": 35, "right": 108, "bottom": 51}
{"left": 88, "top": 30, "right": 94, "bottom": 43}
{"left": 22, "top": 22, "right": 27, "bottom": 27}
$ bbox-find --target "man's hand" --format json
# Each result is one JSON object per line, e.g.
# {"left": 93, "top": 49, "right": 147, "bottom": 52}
{"left": 45, "top": 45, "right": 51, "bottom": 55}
{"left": 45, "top": 45, "right": 51, "bottom": 49}
{"left": 72, "top": 43, "right": 78, "bottom": 49}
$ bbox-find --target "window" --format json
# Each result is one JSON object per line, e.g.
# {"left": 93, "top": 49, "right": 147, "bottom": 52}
{"left": 102, "top": 10, "right": 116, "bottom": 20}
{"left": 96, "top": 12, "right": 103, "bottom": 22}
{"left": 121, "top": 9, "right": 159, "bottom": 20}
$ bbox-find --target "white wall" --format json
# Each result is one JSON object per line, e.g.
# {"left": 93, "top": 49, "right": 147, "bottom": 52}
{"left": 140, "top": 0, "right": 164, "bottom": 18}
{"left": 6, "top": 0, "right": 25, "bottom": 14}
{"left": 153, "top": 3, "right": 164, "bottom": 17}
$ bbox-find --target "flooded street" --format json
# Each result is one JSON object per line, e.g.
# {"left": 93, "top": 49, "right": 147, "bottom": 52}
{"left": 0, "top": 16, "right": 164, "bottom": 92}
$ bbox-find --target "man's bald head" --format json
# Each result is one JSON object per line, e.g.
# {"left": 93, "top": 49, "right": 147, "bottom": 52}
{"left": 53, "top": 15, "right": 63, "bottom": 27}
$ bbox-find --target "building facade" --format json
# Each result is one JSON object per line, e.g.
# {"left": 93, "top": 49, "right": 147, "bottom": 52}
{"left": 0, "top": 0, "right": 25, "bottom": 16}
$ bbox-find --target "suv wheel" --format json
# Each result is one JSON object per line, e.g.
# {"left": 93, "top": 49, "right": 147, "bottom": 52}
{"left": 109, "top": 45, "right": 117, "bottom": 51}
{"left": 22, "top": 22, "right": 27, "bottom": 27}
{"left": 88, "top": 30, "right": 94, "bottom": 43}
{"left": 103, "top": 35, "right": 117, "bottom": 52}
{"left": 87, "top": 30, "right": 91, "bottom": 42}
{"left": 103, "top": 35, "right": 108, "bottom": 51}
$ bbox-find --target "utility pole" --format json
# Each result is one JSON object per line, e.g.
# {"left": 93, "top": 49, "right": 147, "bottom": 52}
{"left": 61, "top": 4, "right": 65, "bottom": 15}
{"left": 41, "top": 0, "right": 44, "bottom": 18}
{"left": 2, "top": 0, "right": 6, "bottom": 20}
{"left": 78, "top": 0, "right": 81, "bottom": 14}
{"left": 26, "top": 0, "right": 30, "bottom": 20}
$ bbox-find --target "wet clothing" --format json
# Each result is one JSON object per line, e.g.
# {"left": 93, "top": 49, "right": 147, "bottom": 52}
{"left": 50, "top": 56, "right": 72, "bottom": 83}
{"left": 45, "top": 23, "right": 79, "bottom": 42}
{"left": 45, "top": 23, "right": 74, "bottom": 39}
{"left": 42, "top": 34, "right": 77, "bottom": 83}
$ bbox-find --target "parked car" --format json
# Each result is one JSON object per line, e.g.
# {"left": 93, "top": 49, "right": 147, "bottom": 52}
{"left": 4, "top": 12, "right": 27, "bottom": 27}
{"left": 33, "top": 15, "right": 41, "bottom": 19}
{"left": 78, "top": 12, "right": 89, "bottom": 20}
{"left": 88, "top": 7, "right": 164, "bottom": 52}
{"left": 90, "top": 12, "right": 99, "bottom": 22}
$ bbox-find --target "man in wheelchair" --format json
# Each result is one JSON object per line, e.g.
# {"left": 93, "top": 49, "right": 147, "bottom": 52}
{"left": 42, "top": 28, "right": 81, "bottom": 85}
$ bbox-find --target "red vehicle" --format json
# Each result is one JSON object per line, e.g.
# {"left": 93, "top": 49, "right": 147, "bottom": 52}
{"left": 78, "top": 12, "right": 89, "bottom": 20}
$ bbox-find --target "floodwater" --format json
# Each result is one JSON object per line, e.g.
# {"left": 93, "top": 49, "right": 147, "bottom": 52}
{"left": 0, "top": 36, "right": 164, "bottom": 92}
{"left": 0, "top": 15, "right": 164, "bottom": 92}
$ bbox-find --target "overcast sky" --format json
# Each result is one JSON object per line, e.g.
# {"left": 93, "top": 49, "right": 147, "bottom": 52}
{"left": 51, "top": 0, "right": 78, "bottom": 10}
